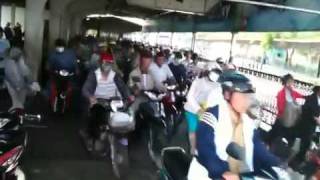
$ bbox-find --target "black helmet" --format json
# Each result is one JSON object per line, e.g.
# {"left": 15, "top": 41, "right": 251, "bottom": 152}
{"left": 218, "top": 71, "right": 255, "bottom": 93}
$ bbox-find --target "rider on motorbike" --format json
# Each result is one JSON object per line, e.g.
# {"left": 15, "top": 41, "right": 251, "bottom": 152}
{"left": 184, "top": 62, "right": 223, "bottom": 155}
{"left": 128, "top": 50, "right": 155, "bottom": 129}
{"left": 48, "top": 39, "right": 78, "bottom": 74}
{"left": 81, "top": 52, "right": 133, "bottom": 151}
{"left": 168, "top": 51, "right": 187, "bottom": 84}
{"left": 149, "top": 51, "right": 175, "bottom": 92}
{"left": 188, "top": 71, "right": 282, "bottom": 180}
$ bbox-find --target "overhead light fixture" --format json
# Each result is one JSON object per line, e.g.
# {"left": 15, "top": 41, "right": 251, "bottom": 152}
{"left": 224, "top": 0, "right": 320, "bottom": 15}
{"left": 86, "top": 14, "right": 149, "bottom": 26}
{"left": 162, "top": 9, "right": 204, "bottom": 16}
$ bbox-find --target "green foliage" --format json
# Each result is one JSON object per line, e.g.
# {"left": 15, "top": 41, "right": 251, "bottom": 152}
{"left": 261, "top": 33, "right": 274, "bottom": 51}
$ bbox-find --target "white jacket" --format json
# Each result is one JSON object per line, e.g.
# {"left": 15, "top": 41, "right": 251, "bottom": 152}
{"left": 184, "top": 77, "right": 223, "bottom": 114}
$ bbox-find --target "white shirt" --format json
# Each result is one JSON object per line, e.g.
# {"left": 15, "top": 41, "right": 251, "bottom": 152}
{"left": 129, "top": 68, "right": 155, "bottom": 91}
{"left": 285, "top": 88, "right": 293, "bottom": 102}
{"left": 184, "top": 77, "right": 223, "bottom": 114}
{"left": 148, "top": 62, "right": 174, "bottom": 91}
{"left": 94, "top": 69, "right": 120, "bottom": 99}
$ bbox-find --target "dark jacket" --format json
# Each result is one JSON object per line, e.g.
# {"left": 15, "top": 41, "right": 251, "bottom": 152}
{"left": 168, "top": 63, "right": 187, "bottom": 83}
{"left": 82, "top": 70, "right": 131, "bottom": 101}
{"left": 48, "top": 49, "right": 77, "bottom": 73}
{"left": 299, "top": 93, "right": 320, "bottom": 131}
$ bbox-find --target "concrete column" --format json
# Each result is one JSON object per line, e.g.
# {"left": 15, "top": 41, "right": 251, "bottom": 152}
{"left": 49, "top": 0, "right": 72, "bottom": 48}
{"left": 24, "top": 0, "right": 46, "bottom": 80}
{"left": 70, "top": 16, "right": 83, "bottom": 37}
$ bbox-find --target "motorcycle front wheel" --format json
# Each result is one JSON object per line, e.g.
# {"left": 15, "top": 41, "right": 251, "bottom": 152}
{"left": 109, "top": 135, "right": 129, "bottom": 179}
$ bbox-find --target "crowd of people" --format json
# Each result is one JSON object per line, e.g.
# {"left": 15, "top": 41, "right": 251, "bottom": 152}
{"left": 1, "top": 31, "right": 320, "bottom": 179}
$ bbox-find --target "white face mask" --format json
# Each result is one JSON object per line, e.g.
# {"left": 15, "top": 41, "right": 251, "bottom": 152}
{"left": 208, "top": 71, "right": 219, "bottom": 82}
{"left": 56, "top": 47, "right": 65, "bottom": 53}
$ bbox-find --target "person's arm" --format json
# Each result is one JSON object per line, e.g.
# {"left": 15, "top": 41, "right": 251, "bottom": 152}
{"left": 276, "top": 90, "right": 285, "bottom": 118}
{"left": 185, "top": 79, "right": 202, "bottom": 114}
{"left": 82, "top": 71, "right": 96, "bottom": 100}
{"left": 4, "top": 60, "right": 22, "bottom": 90}
{"left": 114, "top": 74, "right": 132, "bottom": 101}
{"left": 196, "top": 121, "right": 229, "bottom": 179}
{"left": 253, "top": 130, "right": 281, "bottom": 169}
{"left": 292, "top": 89, "right": 304, "bottom": 99}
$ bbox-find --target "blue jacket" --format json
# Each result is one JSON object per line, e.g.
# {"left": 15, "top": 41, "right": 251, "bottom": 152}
{"left": 191, "top": 103, "right": 281, "bottom": 179}
{"left": 48, "top": 49, "right": 77, "bottom": 73}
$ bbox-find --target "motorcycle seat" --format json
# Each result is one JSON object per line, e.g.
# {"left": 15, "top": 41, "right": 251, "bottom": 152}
{"left": 162, "top": 147, "right": 192, "bottom": 180}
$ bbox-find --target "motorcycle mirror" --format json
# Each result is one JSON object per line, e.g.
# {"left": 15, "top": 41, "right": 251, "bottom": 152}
{"left": 226, "top": 142, "right": 246, "bottom": 161}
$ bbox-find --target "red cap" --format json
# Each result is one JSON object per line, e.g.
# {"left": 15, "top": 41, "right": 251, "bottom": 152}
{"left": 100, "top": 52, "right": 114, "bottom": 63}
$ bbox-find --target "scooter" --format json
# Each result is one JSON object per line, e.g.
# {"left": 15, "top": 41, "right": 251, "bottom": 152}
{"left": 95, "top": 97, "right": 135, "bottom": 179}
{"left": 50, "top": 70, "right": 74, "bottom": 114}
{"left": 141, "top": 90, "right": 168, "bottom": 168}
{"left": 0, "top": 109, "right": 39, "bottom": 180}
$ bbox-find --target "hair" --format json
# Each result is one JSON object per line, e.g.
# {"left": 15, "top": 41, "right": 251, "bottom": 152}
{"left": 313, "top": 86, "right": 320, "bottom": 94}
{"left": 174, "top": 51, "right": 183, "bottom": 59}
{"left": 191, "top": 53, "right": 198, "bottom": 61}
{"left": 140, "top": 49, "right": 152, "bottom": 60}
{"left": 156, "top": 51, "right": 165, "bottom": 58}
{"left": 55, "top": 38, "right": 66, "bottom": 47}
{"left": 281, "top": 74, "right": 294, "bottom": 85}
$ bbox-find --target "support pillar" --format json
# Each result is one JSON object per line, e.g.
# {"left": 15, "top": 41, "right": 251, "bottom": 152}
{"left": 49, "top": 0, "right": 72, "bottom": 48}
{"left": 24, "top": 0, "right": 46, "bottom": 80}
{"left": 191, "top": 32, "right": 196, "bottom": 51}
{"left": 70, "top": 16, "right": 83, "bottom": 37}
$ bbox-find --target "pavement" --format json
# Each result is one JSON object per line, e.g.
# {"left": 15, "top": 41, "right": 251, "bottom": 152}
{"left": 0, "top": 89, "right": 184, "bottom": 180}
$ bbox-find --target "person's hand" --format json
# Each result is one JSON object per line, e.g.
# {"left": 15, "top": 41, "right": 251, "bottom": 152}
{"left": 223, "top": 172, "right": 240, "bottom": 180}
{"left": 128, "top": 95, "right": 135, "bottom": 104}
{"left": 197, "top": 108, "right": 205, "bottom": 118}
{"left": 89, "top": 96, "right": 97, "bottom": 106}
{"left": 314, "top": 116, "right": 320, "bottom": 125}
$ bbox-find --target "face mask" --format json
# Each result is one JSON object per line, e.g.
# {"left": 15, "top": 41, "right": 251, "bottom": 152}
{"left": 56, "top": 47, "right": 65, "bottom": 53}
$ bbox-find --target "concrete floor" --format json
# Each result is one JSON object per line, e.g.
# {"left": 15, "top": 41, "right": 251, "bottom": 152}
{"left": 0, "top": 89, "right": 170, "bottom": 180}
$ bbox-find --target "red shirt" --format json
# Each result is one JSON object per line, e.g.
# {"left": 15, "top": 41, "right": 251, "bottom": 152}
{"left": 276, "top": 87, "right": 304, "bottom": 118}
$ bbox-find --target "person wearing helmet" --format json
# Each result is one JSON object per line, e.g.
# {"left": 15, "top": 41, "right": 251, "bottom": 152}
{"left": 168, "top": 51, "right": 187, "bottom": 84}
{"left": 184, "top": 62, "right": 223, "bottom": 155}
{"left": 188, "top": 71, "right": 281, "bottom": 180}
{"left": 81, "top": 52, "right": 133, "bottom": 151}
{"left": 48, "top": 39, "right": 77, "bottom": 74}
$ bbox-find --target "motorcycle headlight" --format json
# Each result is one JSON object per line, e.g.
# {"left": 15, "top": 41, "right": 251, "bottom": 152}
{"left": 59, "top": 70, "right": 69, "bottom": 76}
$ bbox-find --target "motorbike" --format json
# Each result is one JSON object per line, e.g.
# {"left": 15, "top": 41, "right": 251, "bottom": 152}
{"left": 95, "top": 97, "right": 135, "bottom": 179}
{"left": 0, "top": 109, "right": 40, "bottom": 180}
{"left": 50, "top": 70, "right": 74, "bottom": 114}
{"left": 140, "top": 90, "right": 167, "bottom": 168}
